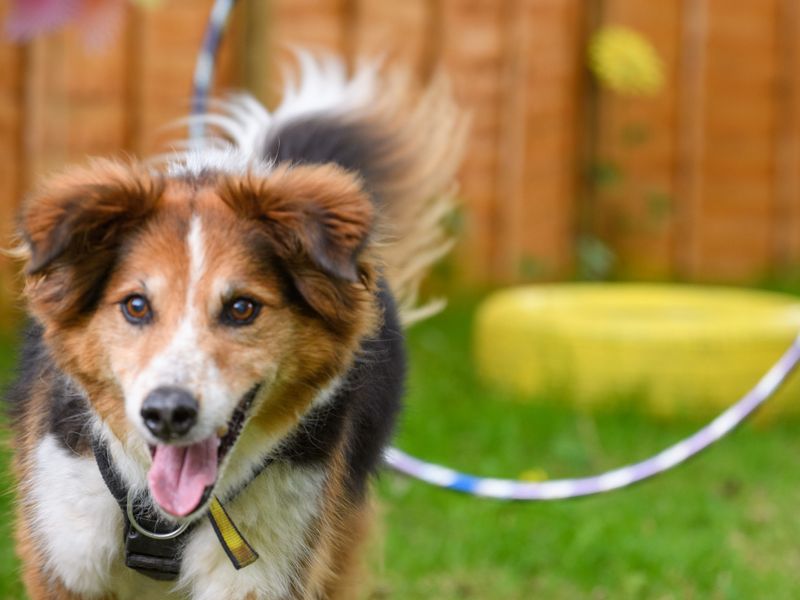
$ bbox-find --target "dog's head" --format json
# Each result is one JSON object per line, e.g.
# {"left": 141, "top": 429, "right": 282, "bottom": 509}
{"left": 20, "top": 159, "right": 378, "bottom": 518}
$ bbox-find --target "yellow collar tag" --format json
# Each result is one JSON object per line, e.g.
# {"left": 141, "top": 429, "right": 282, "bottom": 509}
{"left": 208, "top": 497, "right": 259, "bottom": 569}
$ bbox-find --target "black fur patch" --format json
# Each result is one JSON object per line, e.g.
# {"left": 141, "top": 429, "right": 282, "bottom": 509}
{"left": 48, "top": 378, "right": 93, "bottom": 456}
{"left": 5, "top": 323, "right": 93, "bottom": 455}
{"left": 262, "top": 116, "right": 396, "bottom": 205}
{"left": 5, "top": 323, "right": 49, "bottom": 428}
{"left": 276, "top": 279, "right": 406, "bottom": 498}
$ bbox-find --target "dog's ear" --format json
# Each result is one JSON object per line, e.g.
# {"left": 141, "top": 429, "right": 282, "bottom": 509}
{"left": 20, "top": 160, "right": 162, "bottom": 325}
{"left": 223, "top": 165, "right": 376, "bottom": 328}
{"left": 230, "top": 164, "right": 374, "bottom": 282}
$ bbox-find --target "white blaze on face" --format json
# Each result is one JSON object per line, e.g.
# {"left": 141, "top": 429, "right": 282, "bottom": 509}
{"left": 125, "top": 214, "right": 232, "bottom": 444}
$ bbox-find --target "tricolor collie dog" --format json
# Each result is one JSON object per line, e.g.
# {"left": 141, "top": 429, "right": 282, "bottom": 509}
{"left": 7, "top": 55, "right": 464, "bottom": 600}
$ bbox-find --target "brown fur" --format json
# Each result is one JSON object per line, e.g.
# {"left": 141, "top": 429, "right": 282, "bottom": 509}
{"left": 293, "top": 435, "right": 373, "bottom": 600}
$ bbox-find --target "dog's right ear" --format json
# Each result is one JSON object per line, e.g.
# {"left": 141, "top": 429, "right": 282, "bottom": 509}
{"left": 22, "top": 160, "right": 161, "bottom": 275}
{"left": 20, "top": 160, "right": 162, "bottom": 325}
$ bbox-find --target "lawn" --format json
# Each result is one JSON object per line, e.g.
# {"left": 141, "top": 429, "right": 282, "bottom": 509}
{"left": 1, "top": 297, "right": 800, "bottom": 599}
{"left": 369, "top": 298, "right": 800, "bottom": 599}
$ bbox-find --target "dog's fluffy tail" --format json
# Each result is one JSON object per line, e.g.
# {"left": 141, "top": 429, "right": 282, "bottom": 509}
{"left": 182, "top": 53, "right": 466, "bottom": 326}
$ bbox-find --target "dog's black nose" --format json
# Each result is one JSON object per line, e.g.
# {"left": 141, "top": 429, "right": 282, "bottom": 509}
{"left": 141, "top": 386, "right": 199, "bottom": 441}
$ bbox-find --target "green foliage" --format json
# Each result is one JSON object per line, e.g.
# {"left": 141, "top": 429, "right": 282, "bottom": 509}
{"left": 517, "top": 255, "right": 547, "bottom": 281}
{"left": 620, "top": 122, "right": 651, "bottom": 147}
{"left": 646, "top": 189, "right": 673, "bottom": 223}
{"left": 588, "top": 160, "right": 624, "bottom": 190}
{"left": 0, "top": 338, "right": 22, "bottom": 600}
{"left": 576, "top": 235, "right": 617, "bottom": 281}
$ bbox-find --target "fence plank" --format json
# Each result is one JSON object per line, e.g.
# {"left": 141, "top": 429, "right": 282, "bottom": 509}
{"left": 495, "top": 0, "right": 582, "bottom": 281}
{"left": 0, "top": 33, "right": 23, "bottom": 322}
{"left": 237, "top": 0, "right": 350, "bottom": 108}
{"left": 270, "top": 0, "right": 347, "bottom": 52}
{"left": 441, "top": 0, "right": 507, "bottom": 282}
{"left": 675, "top": 0, "right": 708, "bottom": 279}
{"left": 352, "top": 0, "right": 432, "bottom": 76}
{"left": 594, "top": 0, "right": 682, "bottom": 279}
{"left": 773, "top": 0, "right": 800, "bottom": 269}
{"left": 22, "top": 26, "right": 129, "bottom": 180}
{"left": 0, "top": 0, "right": 798, "bottom": 294}
{"left": 692, "top": 0, "right": 780, "bottom": 280}
{"left": 7, "top": 16, "right": 131, "bottom": 322}
{"left": 134, "top": 0, "right": 223, "bottom": 154}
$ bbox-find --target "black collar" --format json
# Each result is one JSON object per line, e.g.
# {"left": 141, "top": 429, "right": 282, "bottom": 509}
{"left": 92, "top": 438, "right": 193, "bottom": 580}
{"left": 91, "top": 438, "right": 272, "bottom": 581}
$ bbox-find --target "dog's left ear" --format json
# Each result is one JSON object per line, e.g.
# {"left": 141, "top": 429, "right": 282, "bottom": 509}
{"left": 224, "top": 165, "right": 376, "bottom": 327}
{"left": 20, "top": 160, "right": 161, "bottom": 325}
{"left": 252, "top": 164, "right": 373, "bottom": 282}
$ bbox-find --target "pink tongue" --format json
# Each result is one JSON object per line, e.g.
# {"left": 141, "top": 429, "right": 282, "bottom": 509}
{"left": 148, "top": 437, "right": 219, "bottom": 517}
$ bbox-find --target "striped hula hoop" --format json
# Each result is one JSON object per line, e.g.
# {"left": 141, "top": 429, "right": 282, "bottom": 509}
{"left": 191, "top": 0, "right": 800, "bottom": 501}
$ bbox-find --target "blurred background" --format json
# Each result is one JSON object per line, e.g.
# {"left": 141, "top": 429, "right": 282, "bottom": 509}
{"left": 1, "top": 0, "right": 800, "bottom": 598}
{"left": 2, "top": 0, "right": 800, "bottom": 312}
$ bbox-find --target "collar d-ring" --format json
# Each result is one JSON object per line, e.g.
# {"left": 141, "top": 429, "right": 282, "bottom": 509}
{"left": 126, "top": 488, "right": 190, "bottom": 541}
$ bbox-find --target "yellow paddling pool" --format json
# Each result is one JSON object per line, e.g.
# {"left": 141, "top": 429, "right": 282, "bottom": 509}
{"left": 474, "top": 284, "right": 800, "bottom": 421}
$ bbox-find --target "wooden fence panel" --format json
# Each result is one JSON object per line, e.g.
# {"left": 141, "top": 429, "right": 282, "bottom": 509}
{"left": 232, "top": 0, "right": 349, "bottom": 108}
{"left": 352, "top": 0, "right": 433, "bottom": 77}
{"left": 441, "top": 0, "right": 507, "bottom": 282}
{"left": 23, "top": 29, "right": 129, "bottom": 179}
{"left": 692, "top": 0, "right": 780, "bottom": 280}
{"left": 135, "top": 0, "right": 222, "bottom": 154}
{"left": 0, "top": 31, "right": 22, "bottom": 322}
{"left": 594, "top": 0, "right": 682, "bottom": 279}
{"left": 772, "top": 0, "right": 800, "bottom": 269}
{"left": 0, "top": 0, "right": 799, "bottom": 297}
{"left": 270, "top": 0, "right": 347, "bottom": 52}
{"left": 494, "top": 0, "right": 582, "bottom": 280}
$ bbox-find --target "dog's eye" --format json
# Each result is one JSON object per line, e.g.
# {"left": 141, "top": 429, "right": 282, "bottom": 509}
{"left": 222, "top": 297, "right": 260, "bottom": 326}
{"left": 121, "top": 295, "right": 152, "bottom": 325}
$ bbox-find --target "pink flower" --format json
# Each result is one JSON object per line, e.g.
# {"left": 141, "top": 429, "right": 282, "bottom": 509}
{"left": 5, "top": 0, "right": 82, "bottom": 40}
{"left": 4, "top": 0, "right": 159, "bottom": 48}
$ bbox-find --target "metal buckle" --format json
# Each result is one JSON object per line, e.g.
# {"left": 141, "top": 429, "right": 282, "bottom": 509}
{"left": 126, "top": 488, "right": 189, "bottom": 541}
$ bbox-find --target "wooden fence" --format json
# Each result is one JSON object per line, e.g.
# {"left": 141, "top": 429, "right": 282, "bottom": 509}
{"left": 1, "top": 0, "right": 799, "bottom": 324}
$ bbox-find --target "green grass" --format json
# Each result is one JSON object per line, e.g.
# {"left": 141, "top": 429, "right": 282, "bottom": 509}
{"left": 368, "top": 299, "right": 800, "bottom": 599}
{"left": 2, "top": 300, "right": 800, "bottom": 598}
{"left": 0, "top": 334, "right": 23, "bottom": 600}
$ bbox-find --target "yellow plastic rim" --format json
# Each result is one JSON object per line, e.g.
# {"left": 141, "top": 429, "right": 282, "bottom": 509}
{"left": 474, "top": 284, "right": 800, "bottom": 420}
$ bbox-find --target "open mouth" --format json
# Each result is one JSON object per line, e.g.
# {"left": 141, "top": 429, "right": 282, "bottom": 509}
{"left": 146, "top": 384, "right": 261, "bottom": 518}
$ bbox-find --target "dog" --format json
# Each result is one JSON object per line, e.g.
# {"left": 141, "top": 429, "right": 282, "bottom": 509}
{"left": 6, "top": 54, "right": 464, "bottom": 599}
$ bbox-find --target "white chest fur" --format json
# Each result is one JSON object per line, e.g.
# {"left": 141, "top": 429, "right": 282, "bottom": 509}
{"left": 29, "top": 435, "right": 326, "bottom": 600}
